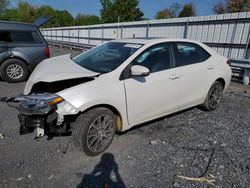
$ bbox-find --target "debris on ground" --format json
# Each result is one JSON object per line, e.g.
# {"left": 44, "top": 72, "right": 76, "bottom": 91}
{"left": 17, "top": 177, "right": 24, "bottom": 181}
{"left": 177, "top": 175, "right": 216, "bottom": 186}
{"left": 48, "top": 174, "right": 54, "bottom": 180}
{"left": 150, "top": 140, "right": 159, "bottom": 145}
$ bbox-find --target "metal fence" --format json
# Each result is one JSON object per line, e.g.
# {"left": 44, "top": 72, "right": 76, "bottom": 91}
{"left": 41, "top": 12, "right": 250, "bottom": 60}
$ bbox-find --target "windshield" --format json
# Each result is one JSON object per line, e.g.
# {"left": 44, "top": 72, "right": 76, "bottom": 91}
{"left": 73, "top": 42, "right": 142, "bottom": 73}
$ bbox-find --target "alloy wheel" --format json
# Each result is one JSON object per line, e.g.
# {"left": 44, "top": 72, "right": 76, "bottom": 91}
{"left": 6, "top": 64, "right": 24, "bottom": 79}
{"left": 208, "top": 83, "right": 223, "bottom": 109}
{"left": 87, "top": 114, "right": 115, "bottom": 153}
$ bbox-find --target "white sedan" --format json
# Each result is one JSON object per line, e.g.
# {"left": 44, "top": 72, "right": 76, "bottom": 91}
{"left": 10, "top": 38, "right": 232, "bottom": 156}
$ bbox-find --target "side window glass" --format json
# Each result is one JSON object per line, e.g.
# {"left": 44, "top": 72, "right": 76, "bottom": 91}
{"left": 175, "top": 43, "right": 211, "bottom": 67}
{"left": 133, "top": 44, "right": 172, "bottom": 73}
{"left": 31, "top": 31, "right": 42, "bottom": 43}
{"left": 0, "top": 31, "right": 12, "bottom": 43}
{"left": 12, "top": 31, "right": 42, "bottom": 43}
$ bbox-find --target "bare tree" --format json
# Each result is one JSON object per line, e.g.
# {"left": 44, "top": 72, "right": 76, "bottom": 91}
{"left": 213, "top": 1, "right": 227, "bottom": 14}
{"left": 178, "top": 2, "right": 196, "bottom": 17}
{"left": 155, "top": 3, "right": 181, "bottom": 19}
{"left": 213, "top": 0, "right": 250, "bottom": 14}
{"left": 228, "top": 0, "right": 250, "bottom": 12}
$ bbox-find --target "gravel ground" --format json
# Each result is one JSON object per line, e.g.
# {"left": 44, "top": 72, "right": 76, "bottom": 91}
{"left": 0, "top": 46, "right": 250, "bottom": 188}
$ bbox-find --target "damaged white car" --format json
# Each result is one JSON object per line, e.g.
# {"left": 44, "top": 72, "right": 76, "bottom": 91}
{"left": 1, "top": 38, "right": 232, "bottom": 156}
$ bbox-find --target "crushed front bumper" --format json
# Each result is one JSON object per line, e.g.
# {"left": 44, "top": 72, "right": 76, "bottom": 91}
{"left": 1, "top": 94, "right": 79, "bottom": 138}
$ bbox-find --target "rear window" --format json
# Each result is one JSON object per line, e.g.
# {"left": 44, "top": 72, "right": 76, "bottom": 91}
{"left": 0, "top": 30, "right": 42, "bottom": 44}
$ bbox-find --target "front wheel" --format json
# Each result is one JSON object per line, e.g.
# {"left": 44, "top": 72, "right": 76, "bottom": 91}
{"left": 72, "top": 108, "right": 116, "bottom": 156}
{"left": 201, "top": 81, "right": 224, "bottom": 111}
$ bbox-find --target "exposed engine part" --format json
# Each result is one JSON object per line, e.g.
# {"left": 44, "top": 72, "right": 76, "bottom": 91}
{"left": 57, "top": 115, "right": 64, "bottom": 126}
{"left": 30, "top": 77, "right": 95, "bottom": 94}
{"left": 36, "top": 127, "right": 44, "bottom": 138}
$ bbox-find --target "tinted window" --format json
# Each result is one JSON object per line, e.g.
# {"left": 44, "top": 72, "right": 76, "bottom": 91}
{"left": 175, "top": 43, "right": 211, "bottom": 67}
{"left": 12, "top": 31, "right": 42, "bottom": 43}
{"left": 73, "top": 42, "right": 142, "bottom": 73}
{"left": 0, "top": 31, "right": 12, "bottom": 42}
{"left": 132, "top": 43, "right": 172, "bottom": 73}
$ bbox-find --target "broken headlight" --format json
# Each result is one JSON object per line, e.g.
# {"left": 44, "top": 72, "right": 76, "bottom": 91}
{"left": 16, "top": 93, "right": 64, "bottom": 114}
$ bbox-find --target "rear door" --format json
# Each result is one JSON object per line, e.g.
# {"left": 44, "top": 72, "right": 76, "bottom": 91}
{"left": 124, "top": 43, "right": 181, "bottom": 125}
{"left": 172, "top": 42, "right": 214, "bottom": 109}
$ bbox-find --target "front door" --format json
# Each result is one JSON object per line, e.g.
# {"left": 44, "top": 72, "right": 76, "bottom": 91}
{"left": 124, "top": 43, "right": 181, "bottom": 125}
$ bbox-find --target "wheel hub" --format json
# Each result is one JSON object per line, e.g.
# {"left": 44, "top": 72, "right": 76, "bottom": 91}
{"left": 98, "top": 129, "right": 105, "bottom": 137}
{"left": 6, "top": 64, "right": 24, "bottom": 79}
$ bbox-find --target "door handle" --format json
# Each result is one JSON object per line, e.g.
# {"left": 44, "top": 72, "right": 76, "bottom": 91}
{"left": 169, "top": 74, "right": 180, "bottom": 80}
{"left": 207, "top": 65, "right": 214, "bottom": 70}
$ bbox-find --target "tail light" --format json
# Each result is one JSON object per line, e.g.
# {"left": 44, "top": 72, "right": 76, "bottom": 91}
{"left": 44, "top": 47, "right": 50, "bottom": 58}
{"left": 226, "top": 59, "right": 231, "bottom": 66}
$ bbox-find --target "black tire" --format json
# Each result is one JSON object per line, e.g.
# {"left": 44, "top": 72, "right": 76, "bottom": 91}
{"left": 0, "top": 58, "right": 29, "bottom": 83}
{"left": 201, "top": 81, "right": 224, "bottom": 111}
{"left": 72, "top": 107, "right": 116, "bottom": 156}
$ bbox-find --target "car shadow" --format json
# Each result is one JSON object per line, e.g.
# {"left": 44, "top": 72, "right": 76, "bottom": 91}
{"left": 118, "top": 107, "right": 197, "bottom": 135}
{"left": 77, "top": 153, "right": 126, "bottom": 188}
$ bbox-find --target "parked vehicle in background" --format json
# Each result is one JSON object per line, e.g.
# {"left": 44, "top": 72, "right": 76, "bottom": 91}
{"left": 2, "top": 38, "right": 232, "bottom": 156}
{"left": 0, "top": 20, "right": 50, "bottom": 82}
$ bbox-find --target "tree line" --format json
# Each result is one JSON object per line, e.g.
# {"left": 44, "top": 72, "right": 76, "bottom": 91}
{"left": 155, "top": 0, "right": 250, "bottom": 19}
{"left": 0, "top": 0, "right": 249, "bottom": 28}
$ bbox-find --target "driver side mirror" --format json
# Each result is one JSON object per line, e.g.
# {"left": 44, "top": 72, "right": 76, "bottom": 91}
{"left": 131, "top": 65, "right": 150, "bottom": 77}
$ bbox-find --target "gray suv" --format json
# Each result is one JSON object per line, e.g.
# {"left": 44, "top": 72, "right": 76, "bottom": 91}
{"left": 0, "top": 20, "right": 50, "bottom": 82}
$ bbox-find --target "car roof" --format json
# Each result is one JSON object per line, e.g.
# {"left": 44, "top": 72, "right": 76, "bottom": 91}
{"left": 0, "top": 21, "right": 37, "bottom": 30}
{"left": 112, "top": 38, "right": 201, "bottom": 45}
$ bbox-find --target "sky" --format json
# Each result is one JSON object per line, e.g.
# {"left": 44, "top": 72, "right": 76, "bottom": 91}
{"left": 10, "top": 0, "right": 220, "bottom": 19}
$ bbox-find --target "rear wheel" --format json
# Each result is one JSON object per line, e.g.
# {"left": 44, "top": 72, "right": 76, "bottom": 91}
{"left": 72, "top": 108, "right": 116, "bottom": 156}
{"left": 201, "top": 81, "right": 224, "bottom": 111}
{"left": 0, "top": 58, "right": 29, "bottom": 83}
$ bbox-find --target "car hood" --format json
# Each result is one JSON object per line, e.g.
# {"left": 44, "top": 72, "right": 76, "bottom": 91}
{"left": 23, "top": 54, "right": 99, "bottom": 95}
